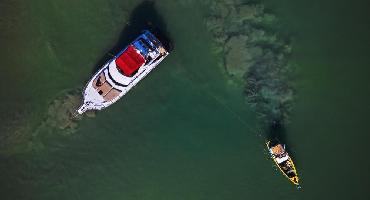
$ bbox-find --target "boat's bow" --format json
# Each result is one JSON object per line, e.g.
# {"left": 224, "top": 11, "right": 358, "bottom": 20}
{"left": 76, "top": 102, "right": 91, "bottom": 114}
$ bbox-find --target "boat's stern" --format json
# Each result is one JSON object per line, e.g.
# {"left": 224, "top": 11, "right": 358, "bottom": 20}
{"left": 290, "top": 175, "right": 300, "bottom": 186}
{"left": 287, "top": 158, "right": 300, "bottom": 186}
{"left": 132, "top": 30, "right": 169, "bottom": 62}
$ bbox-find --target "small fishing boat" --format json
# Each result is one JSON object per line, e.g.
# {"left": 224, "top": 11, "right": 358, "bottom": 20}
{"left": 76, "top": 30, "right": 169, "bottom": 114}
{"left": 266, "top": 139, "right": 301, "bottom": 188}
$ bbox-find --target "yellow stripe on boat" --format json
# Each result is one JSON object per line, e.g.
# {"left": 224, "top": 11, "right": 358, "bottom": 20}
{"left": 266, "top": 140, "right": 300, "bottom": 187}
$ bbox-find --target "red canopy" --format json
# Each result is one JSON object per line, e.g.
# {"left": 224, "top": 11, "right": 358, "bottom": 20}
{"left": 115, "top": 45, "right": 145, "bottom": 76}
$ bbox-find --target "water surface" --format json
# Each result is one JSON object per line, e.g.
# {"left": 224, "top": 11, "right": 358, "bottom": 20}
{"left": 1, "top": 0, "right": 369, "bottom": 199}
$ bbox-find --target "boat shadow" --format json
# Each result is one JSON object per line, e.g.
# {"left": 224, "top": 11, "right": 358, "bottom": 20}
{"left": 91, "top": 0, "right": 173, "bottom": 74}
{"left": 266, "top": 120, "right": 298, "bottom": 159}
{"left": 267, "top": 121, "right": 287, "bottom": 143}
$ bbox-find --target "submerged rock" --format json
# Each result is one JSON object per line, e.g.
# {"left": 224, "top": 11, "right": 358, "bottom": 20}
{"left": 236, "top": 4, "right": 264, "bottom": 22}
{"left": 42, "top": 88, "right": 95, "bottom": 135}
{"left": 46, "top": 91, "right": 80, "bottom": 130}
{"left": 0, "top": 88, "right": 95, "bottom": 154}
{"left": 224, "top": 35, "right": 263, "bottom": 77}
{"left": 205, "top": 0, "right": 295, "bottom": 124}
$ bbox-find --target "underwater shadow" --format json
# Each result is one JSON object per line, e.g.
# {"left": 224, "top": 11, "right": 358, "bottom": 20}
{"left": 92, "top": 0, "right": 173, "bottom": 74}
{"left": 267, "top": 120, "right": 297, "bottom": 158}
{"left": 267, "top": 120, "right": 287, "bottom": 143}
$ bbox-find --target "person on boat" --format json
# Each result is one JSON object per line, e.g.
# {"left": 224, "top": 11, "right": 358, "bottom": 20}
{"left": 96, "top": 77, "right": 103, "bottom": 87}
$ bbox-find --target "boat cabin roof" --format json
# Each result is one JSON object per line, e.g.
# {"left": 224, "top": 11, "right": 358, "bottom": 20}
{"left": 115, "top": 45, "right": 145, "bottom": 76}
{"left": 271, "top": 144, "right": 285, "bottom": 155}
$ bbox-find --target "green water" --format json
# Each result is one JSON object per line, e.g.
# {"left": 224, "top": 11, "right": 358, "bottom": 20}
{"left": 1, "top": 0, "right": 369, "bottom": 199}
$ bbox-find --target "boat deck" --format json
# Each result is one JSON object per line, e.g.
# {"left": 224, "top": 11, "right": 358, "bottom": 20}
{"left": 93, "top": 72, "right": 121, "bottom": 102}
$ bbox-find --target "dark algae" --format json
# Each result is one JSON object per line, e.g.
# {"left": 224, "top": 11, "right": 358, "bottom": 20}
{"left": 205, "top": 0, "right": 294, "bottom": 139}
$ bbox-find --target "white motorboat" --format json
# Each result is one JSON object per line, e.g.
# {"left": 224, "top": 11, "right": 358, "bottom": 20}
{"left": 76, "top": 30, "right": 169, "bottom": 114}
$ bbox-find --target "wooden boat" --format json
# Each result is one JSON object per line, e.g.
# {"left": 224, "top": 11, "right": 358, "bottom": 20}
{"left": 266, "top": 139, "right": 301, "bottom": 188}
